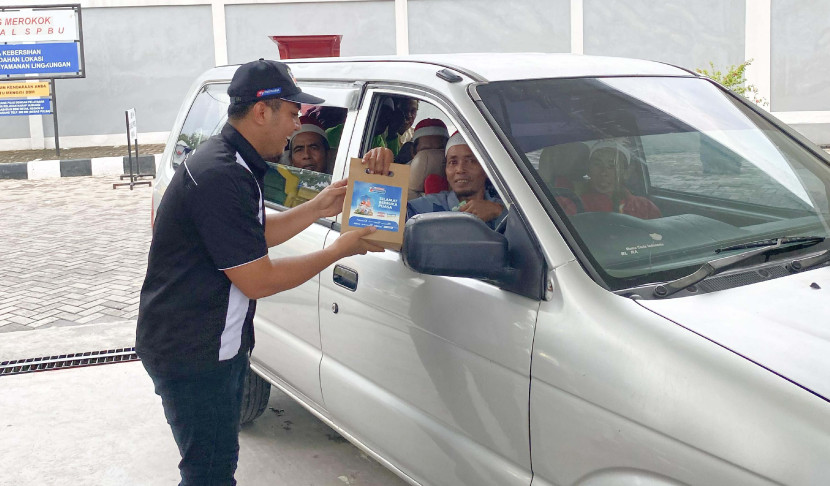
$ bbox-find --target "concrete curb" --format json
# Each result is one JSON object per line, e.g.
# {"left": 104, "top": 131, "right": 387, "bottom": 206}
{"left": 0, "top": 153, "right": 161, "bottom": 180}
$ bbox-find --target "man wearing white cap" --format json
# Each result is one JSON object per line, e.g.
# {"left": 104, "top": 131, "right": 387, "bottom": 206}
{"left": 289, "top": 115, "right": 329, "bottom": 173}
{"left": 407, "top": 131, "right": 507, "bottom": 229}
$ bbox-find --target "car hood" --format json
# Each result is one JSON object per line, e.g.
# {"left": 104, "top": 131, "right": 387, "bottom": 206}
{"left": 637, "top": 266, "right": 830, "bottom": 400}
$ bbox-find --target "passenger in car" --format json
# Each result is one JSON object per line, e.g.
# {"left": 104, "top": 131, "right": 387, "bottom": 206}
{"left": 407, "top": 131, "right": 507, "bottom": 229}
{"left": 580, "top": 140, "right": 661, "bottom": 219}
{"left": 325, "top": 96, "right": 418, "bottom": 158}
{"left": 406, "top": 119, "right": 450, "bottom": 199}
{"left": 391, "top": 97, "right": 419, "bottom": 147}
{"left": 411, "top": 118, "right": 449, "bottom": 155}
{"left": 303, "top": 105, "right": 347, "bottom": 131}
{"left": 288, "top": 116, "right": 329, "bottom": 173}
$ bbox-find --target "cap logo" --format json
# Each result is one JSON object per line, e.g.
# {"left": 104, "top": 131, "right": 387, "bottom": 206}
{"left": 257, "top": 87, "right": 282, "bottom": 98}
{"left": 286, "top": 66, "right": 298, "bottom": 85}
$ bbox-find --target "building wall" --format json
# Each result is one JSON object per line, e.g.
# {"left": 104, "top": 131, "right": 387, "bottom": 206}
{"left": 0, "top": 117, "right": 30, "bottom": 141}
{"left": 583, "top": 0, "right": 745, "bottom": 70}
{"left": 770, "top": 0, "right": 830, "bottom": 112}
{"left": 407, "top": 0, "right": 570, "bottom": 54}
{"left": 2, "top": 0, "right": 829, "bottom": 147}
{"left": 41, "top": 5, "right": 215, "bottom": 138}
{"left": 225, "top": 1, "right": 396, "bottom": 64}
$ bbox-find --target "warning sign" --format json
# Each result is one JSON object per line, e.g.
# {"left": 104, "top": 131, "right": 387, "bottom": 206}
{"left": 0, "top": 9, "right": 78, "bottom": 43}
{"left": 0, "top": 98, "right": 51, "bottom": 116}
{"left": 0, "top": 81, "right": 49, "bottom": 99}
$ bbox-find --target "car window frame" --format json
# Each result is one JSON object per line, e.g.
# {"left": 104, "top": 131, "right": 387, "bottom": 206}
{"left": 171, "top": 81, "right": 231, "bottom": 170}
{"left": 340, "top": 83, "right": 513, "bottom": 230}
{"left": 259, "top": 82, "right": 362, "bottom": 229}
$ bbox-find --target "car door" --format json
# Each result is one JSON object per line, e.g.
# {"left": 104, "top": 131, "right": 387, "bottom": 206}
{"left": 318, "top": 87, "right": 538, "bottom": 486}
{"left": 250, "top": 83, "right": 362, "bottom": 407}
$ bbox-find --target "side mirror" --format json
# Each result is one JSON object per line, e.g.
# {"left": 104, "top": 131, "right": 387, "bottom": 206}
{"left": 172, "top": 140, "right": 191, "bottom": 169}
{"left": 402, "top": 212, "right": 510, "bottom": 280}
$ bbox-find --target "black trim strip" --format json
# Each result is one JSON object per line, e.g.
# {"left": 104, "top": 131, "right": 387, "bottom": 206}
{"left": 59, "top": 158, "right": 92, "bottom": 177}
{"left": 0, "top": 162, "right": 28, "bottom": 179}
{"left": 1, "top": 347, "right": 140, "bottom": 376}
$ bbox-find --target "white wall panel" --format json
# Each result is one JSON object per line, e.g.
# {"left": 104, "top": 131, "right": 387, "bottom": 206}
{"left": 407, "top": 0, "right": 570, "bottom": 54}
{"left": 770, "top": 0, "right": 830, "bottom": 112}
{"left": 224, "top": 1, "right": 396, "bottom": 64}
{"left": 42, "top": 5, "right": 215, "bottom": 137}
{"left": 583, "top": 0, "right": 745, "bottom": 72}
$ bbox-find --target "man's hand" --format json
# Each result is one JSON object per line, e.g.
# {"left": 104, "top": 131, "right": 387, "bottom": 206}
{"left": 309, "top": 178, "right": 348, "bottom": 218}
{"left": 226, "top": 226, "right": 384, "bottom": 300}
{"left": 362, "top": 147, "right": 394, "bottom": 176}
{"left": 459, "top": 199, "right": 505, "bottom": 222}
{"left": 331, "top": 227, "right": 385, "bottom": 257}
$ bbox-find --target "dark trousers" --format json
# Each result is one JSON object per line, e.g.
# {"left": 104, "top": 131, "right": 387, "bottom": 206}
{"left": 143, "top": 352, "right": 249, "bottom": 486}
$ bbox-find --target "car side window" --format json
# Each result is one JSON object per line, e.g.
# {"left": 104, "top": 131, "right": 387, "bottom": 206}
{"left": 173, "top": 83, "right": 230, "bottom": 167}
{"left": 357, "top": 94, "right": 458, "bottom": 200}
{"left": 354, "top": 91, "right": 508, "bottom": 232}
{"left": 263, "top": 103, "right": 347, "bottom": 209}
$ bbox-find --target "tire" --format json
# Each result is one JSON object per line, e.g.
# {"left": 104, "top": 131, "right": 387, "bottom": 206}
{"left": 240, "top": 366, "right": 271, "bottom": 425}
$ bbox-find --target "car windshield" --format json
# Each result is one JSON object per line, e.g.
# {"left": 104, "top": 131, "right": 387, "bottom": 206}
{"left": 476, "top": 76, "right": 830, "bottom": 291}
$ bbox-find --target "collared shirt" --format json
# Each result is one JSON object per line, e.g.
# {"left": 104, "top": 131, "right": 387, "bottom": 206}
{"left": 406, "top": 190, "right": 507, "bottom": 229}
{"left": 136, "top": 123, "right": 268, "bottom": 375}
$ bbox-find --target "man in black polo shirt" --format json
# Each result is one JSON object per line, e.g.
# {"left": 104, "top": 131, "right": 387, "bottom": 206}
{"left": 136, "top": 59, "right": 390, "bottom": 485}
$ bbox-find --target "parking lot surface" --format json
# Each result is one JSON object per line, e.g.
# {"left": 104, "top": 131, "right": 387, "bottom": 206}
{"left": 0, "top": 175, "right": 407, "bottom": 485}
{"left": 0, "top": 176, "right": 152, "bottom": 332}
{"left": 0, "top": 323, "right": 406, "bottom": 486}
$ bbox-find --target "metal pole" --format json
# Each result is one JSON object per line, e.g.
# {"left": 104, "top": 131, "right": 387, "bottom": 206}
{"left": 51, "top": 78, "right": 60, "bottom": 157}
{"left": 126, "top": 111, "right": 134, "bottom": 190}
{"left": 135, "top": 136, "right": 140, "bottom": 176}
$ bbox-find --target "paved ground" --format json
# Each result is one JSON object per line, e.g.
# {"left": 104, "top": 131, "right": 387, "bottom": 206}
{"left": 0, "top": 176, "right": 152, "bottom": 333}
{"left": 0, "top": 144, "right": 166, "bottom": 164}
{"left": 0, "top": 322, "right": 408, "bottom": 486}
{"left": 0, "top": 176, "right": 406, "bottom": 484}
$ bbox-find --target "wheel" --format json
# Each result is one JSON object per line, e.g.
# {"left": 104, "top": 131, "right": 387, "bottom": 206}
{"left": 240, "top": 366, "right": 270, "bottom": 425}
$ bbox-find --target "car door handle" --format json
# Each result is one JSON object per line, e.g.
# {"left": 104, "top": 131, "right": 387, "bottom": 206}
{"left": 333, "top": 265, "right": 358, "bottom": 291}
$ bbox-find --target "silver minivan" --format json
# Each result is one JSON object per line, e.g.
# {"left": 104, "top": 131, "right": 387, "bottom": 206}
{"left": 153, "top": 54, "right": 830, "bottom": 486}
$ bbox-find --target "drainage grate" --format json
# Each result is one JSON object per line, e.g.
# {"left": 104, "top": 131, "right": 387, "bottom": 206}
{"left": 0, "top": 347, "right": 140, "bottom": 376}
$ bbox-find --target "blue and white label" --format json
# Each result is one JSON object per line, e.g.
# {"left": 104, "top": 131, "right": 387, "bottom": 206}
{"left": 0, "top": 98, "right": 51, "bottom": 116}
{"left": 348, "top": 181, "right": 402, "bottom": 232}
{"left": 256, "top": 87, "right": 282, "bottom": 97}
{"left": 0, "top": 42, "right": 80, "bottom": 76}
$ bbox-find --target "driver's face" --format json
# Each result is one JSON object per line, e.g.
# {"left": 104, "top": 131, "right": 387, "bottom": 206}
{"left": 588, "top": 148, "right": 623, "bottom": 195}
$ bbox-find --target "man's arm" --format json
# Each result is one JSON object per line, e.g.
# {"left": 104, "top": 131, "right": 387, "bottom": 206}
{"left": 227, "top": 226, "right": 382, "bottom": 299}
{"left": 264, "top": 180, "right": 345, "bottom": 247}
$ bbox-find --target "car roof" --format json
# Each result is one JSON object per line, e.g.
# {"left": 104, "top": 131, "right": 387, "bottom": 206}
{"left": 286, "top": 53, "right": 694, "bottom": 81}
{"left": 199, "top": 53, "right": 694, "bottom": 87}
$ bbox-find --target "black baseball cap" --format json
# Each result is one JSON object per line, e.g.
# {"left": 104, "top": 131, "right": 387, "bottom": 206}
{"left": 228, "top": 58, "right": 325, "bottom": 105}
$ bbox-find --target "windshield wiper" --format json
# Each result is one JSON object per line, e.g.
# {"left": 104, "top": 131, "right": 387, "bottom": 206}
{"left": 653, "top": 237, "right": 821, "bottom": 298}
{"left": 790, "top": 249, "right": 830, "bottom": 273}
{"left": 715, "top": 236, "right": 825, "bottom": 254}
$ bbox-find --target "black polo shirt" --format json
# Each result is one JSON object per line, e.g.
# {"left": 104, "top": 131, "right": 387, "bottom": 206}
{"left": 136, "top": 123, "right": 268, "bottom": 375}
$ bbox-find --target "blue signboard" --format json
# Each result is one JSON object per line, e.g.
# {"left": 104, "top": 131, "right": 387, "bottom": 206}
{"left": 0, "top": 42, "right": 79, "bottom": 76}
{"left": 0, "top": 98, "right": 51, "bottom": 116}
